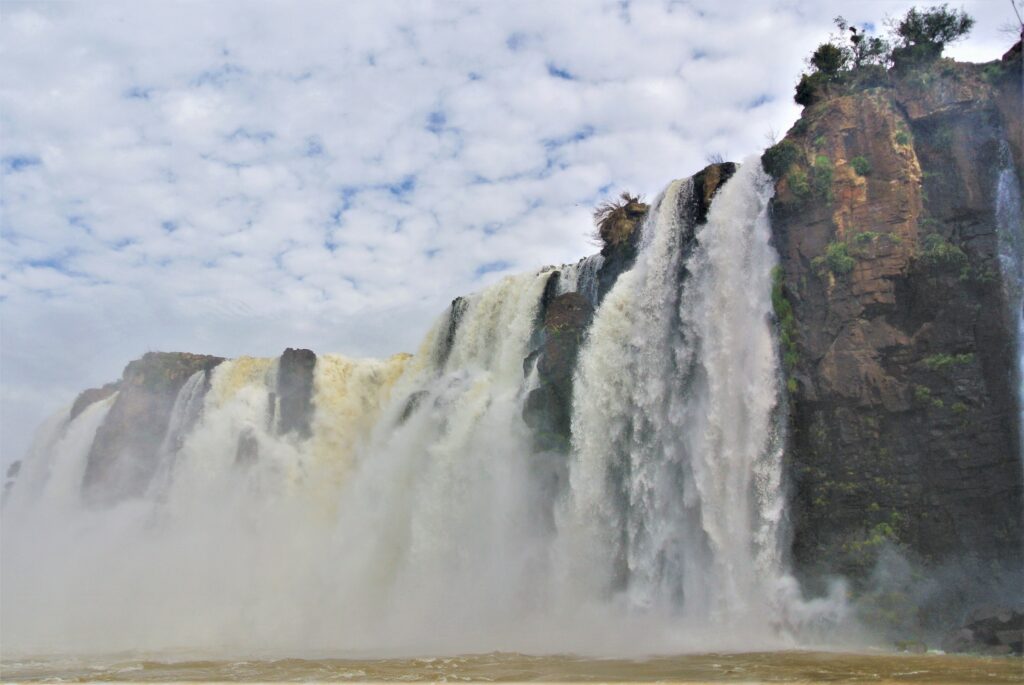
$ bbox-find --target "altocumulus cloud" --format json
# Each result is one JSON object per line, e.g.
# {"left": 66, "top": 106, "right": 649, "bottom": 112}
{"left": 0, "top": 0, "right": 1015, "bottom": 463}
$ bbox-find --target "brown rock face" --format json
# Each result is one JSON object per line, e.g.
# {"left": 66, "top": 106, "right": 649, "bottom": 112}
{"left": 82, "top": 352, "right": 224, "bottom": 504}
{"left": 769, "top": 50, "right": 1023, "bottom": 584}
{"left": 692, "top": 162, "right": 738, "bottom": 224}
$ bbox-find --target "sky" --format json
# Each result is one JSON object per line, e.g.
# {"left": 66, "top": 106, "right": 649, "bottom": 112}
{"left": 0, "top": 0, "right": 1019, "bottom": 466}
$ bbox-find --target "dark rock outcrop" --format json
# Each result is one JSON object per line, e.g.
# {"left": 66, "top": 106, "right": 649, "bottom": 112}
{"left": 235, "top": 428, "right": 260, "bottom": 466}
{"left": 82, "top": 352, "right": 224, "bottom": 504}
{"left": 434, "top": 297, "right": 469, "bottom": 369}
{"left": 692, "top": 162, "right": 737, "bottom": 224}
{"left": 767, "top": 48, "right": 1023, "bottom": 587}
{"left": 276, "top": 347, "right": 317, "bottom": 438}
{"left": 942, "top": 607, "right": 1024, "bottom": 655}
{"left": 523, "top": 292, "right": 595, "bottom": 452}
{"left": 2, "top": 460, "right": 21, "bottom": 502}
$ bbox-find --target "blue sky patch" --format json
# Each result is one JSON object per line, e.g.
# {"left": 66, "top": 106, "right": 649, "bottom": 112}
{"left": 305, "top": 136, "right": 325, "bottom": 157}
{"left": 747, "top": 94, "right": 772, "bottom": 108}
{"left": 506, "top": 32, "right": 527, "bottom": 51}
{"left": 2, "top": 156, "right": 41, "bottom": 173}
{"left": 124, "top": 86, "right": 153, "bottom": 100}
{"left": 192, "top": 63, "right": 247, "bottom": 88}
{"left": 543, "top": 126, "right": 595, "bottom": 150}
{"left": 546, "top": 63, "right": 575, "bottom": 80}
{"left": 228, "top": 128, "right": 275, "bottom": 143}
{"left": 426, "top": 110, "right": 447, "bottom": 134}
{"left": 387, "top": 175, "right": 416, "bottom": 199}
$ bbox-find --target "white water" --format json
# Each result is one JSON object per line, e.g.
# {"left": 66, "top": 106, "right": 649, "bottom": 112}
{"left": 996, "top": 141, "right": 1024, "bottom": 468}
{"left": 565, "top": 161, "right": 789, "bottom": 635}
{"left": 557, "top": 253, "right": 605, "bottom": 306}
{"left": 1, "top": 159, "right": 845, "bottom": 658}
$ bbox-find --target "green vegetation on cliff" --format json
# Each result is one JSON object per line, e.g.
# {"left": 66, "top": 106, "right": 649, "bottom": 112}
{"left": 771, "top": 266, "right": 799, "bottom": 392}
{"left": 794, "top": 4, "right": 975, "bottom": 106}
{"left": 919, "top": 233, "right": 967, "bottom": 268}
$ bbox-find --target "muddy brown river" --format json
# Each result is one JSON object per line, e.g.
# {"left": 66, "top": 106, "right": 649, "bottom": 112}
{"left": 2, "top": 650, "right": 1022, "bottom": 683}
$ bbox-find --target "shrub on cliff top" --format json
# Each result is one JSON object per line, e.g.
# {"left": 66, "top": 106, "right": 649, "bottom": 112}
{"left": 811, "top": 42, "right": 849, "bottom": 75}
{"left": 762, "top": 140, "right": 800, "bottom": 180}
{"left": 794, "top": 72, "right": 826, "bottom": 106}
{"left": 593, "top": 192, "right": 648, "bottom": 248}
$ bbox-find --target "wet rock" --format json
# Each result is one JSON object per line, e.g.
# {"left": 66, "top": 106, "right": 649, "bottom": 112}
{"left": 523, "top": 292, "right": 594, "bottom": 451}
{"left": 70, "top": 382, "right": 121, "bottom": 421}
{"left": 435, "top": 297, "right": 469, "bottom": 368}
{"left": 82, "top": 352, "right": 225, "bottom": 505}
{"left": 943, "top": 607, "right": 1023, "bottom": 655}
{"left": 277, "top": 348, "right": 316, "bottom": 439}
{"left": 596, "top": 211, "right": 644, "bottom": 305}
{"left": 235, "top": 428, "right": 259, "bottom": 465}
{"left": 692, "top": 162, "right": 738, "bottom": 224}
{"left": 399, "top": 390, "right": 429, "bottom": 424}
{"left": 6, "top": 461, "right": 21, "bottom": 479}
{"left": 2, "top": 460, "right": 21, "bottom": 503}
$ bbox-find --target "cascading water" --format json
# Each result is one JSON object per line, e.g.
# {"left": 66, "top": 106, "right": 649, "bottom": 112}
{"left": 1, "top": 158, "right": 837, "bottom": 658}
{"left": 996, "top": 141, "right": 1024, "bottom": 467}
{"left": 557, "top": 253, "right": 605, "bottom": 307}
{"left": 564, "top": 160, "right": 787, "bottom": 633}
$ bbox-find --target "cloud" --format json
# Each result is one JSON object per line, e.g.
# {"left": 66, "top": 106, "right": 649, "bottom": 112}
{"left": 0, "top": 0, "right": 1016, "bottom": 464}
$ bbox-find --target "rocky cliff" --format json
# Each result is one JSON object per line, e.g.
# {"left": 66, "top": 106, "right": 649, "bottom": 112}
{"left": 765, "top": 43, "right": 1023, "bottom": 596}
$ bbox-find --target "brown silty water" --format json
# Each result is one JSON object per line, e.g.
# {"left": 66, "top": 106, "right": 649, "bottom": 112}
{"left": 2, "top": 651, "right": 1023, "bottom": 683}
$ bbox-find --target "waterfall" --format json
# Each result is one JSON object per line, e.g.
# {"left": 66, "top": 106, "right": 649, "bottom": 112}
{"left": 996, "top": 141, "right": 1024, "bottom": 467}
{"left": 557, "top": 253, "right": 606, "bottom": 307}
{"left": 1, "top": 159, "right": 830, "bottom": 657}
{"left": 565, "top": 159, "right": 786, "bottom": 632}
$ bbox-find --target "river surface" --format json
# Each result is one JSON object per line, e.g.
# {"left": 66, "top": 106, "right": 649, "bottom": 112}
{"left": 2, "top": 651, "right": 1022, "bottom": 683}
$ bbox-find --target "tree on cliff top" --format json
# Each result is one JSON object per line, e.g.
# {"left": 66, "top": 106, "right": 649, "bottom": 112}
{"left": 889, "top": 4, "right": 975, "bottom": 64}
{"left": 795, "top": 16, "right": 888, "bottom": 105}
{"left": 892, "top": 5, "right": 975, "bottom": 50}
{"left": 834, "top": 17, "right": 891, "bottom": 68}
